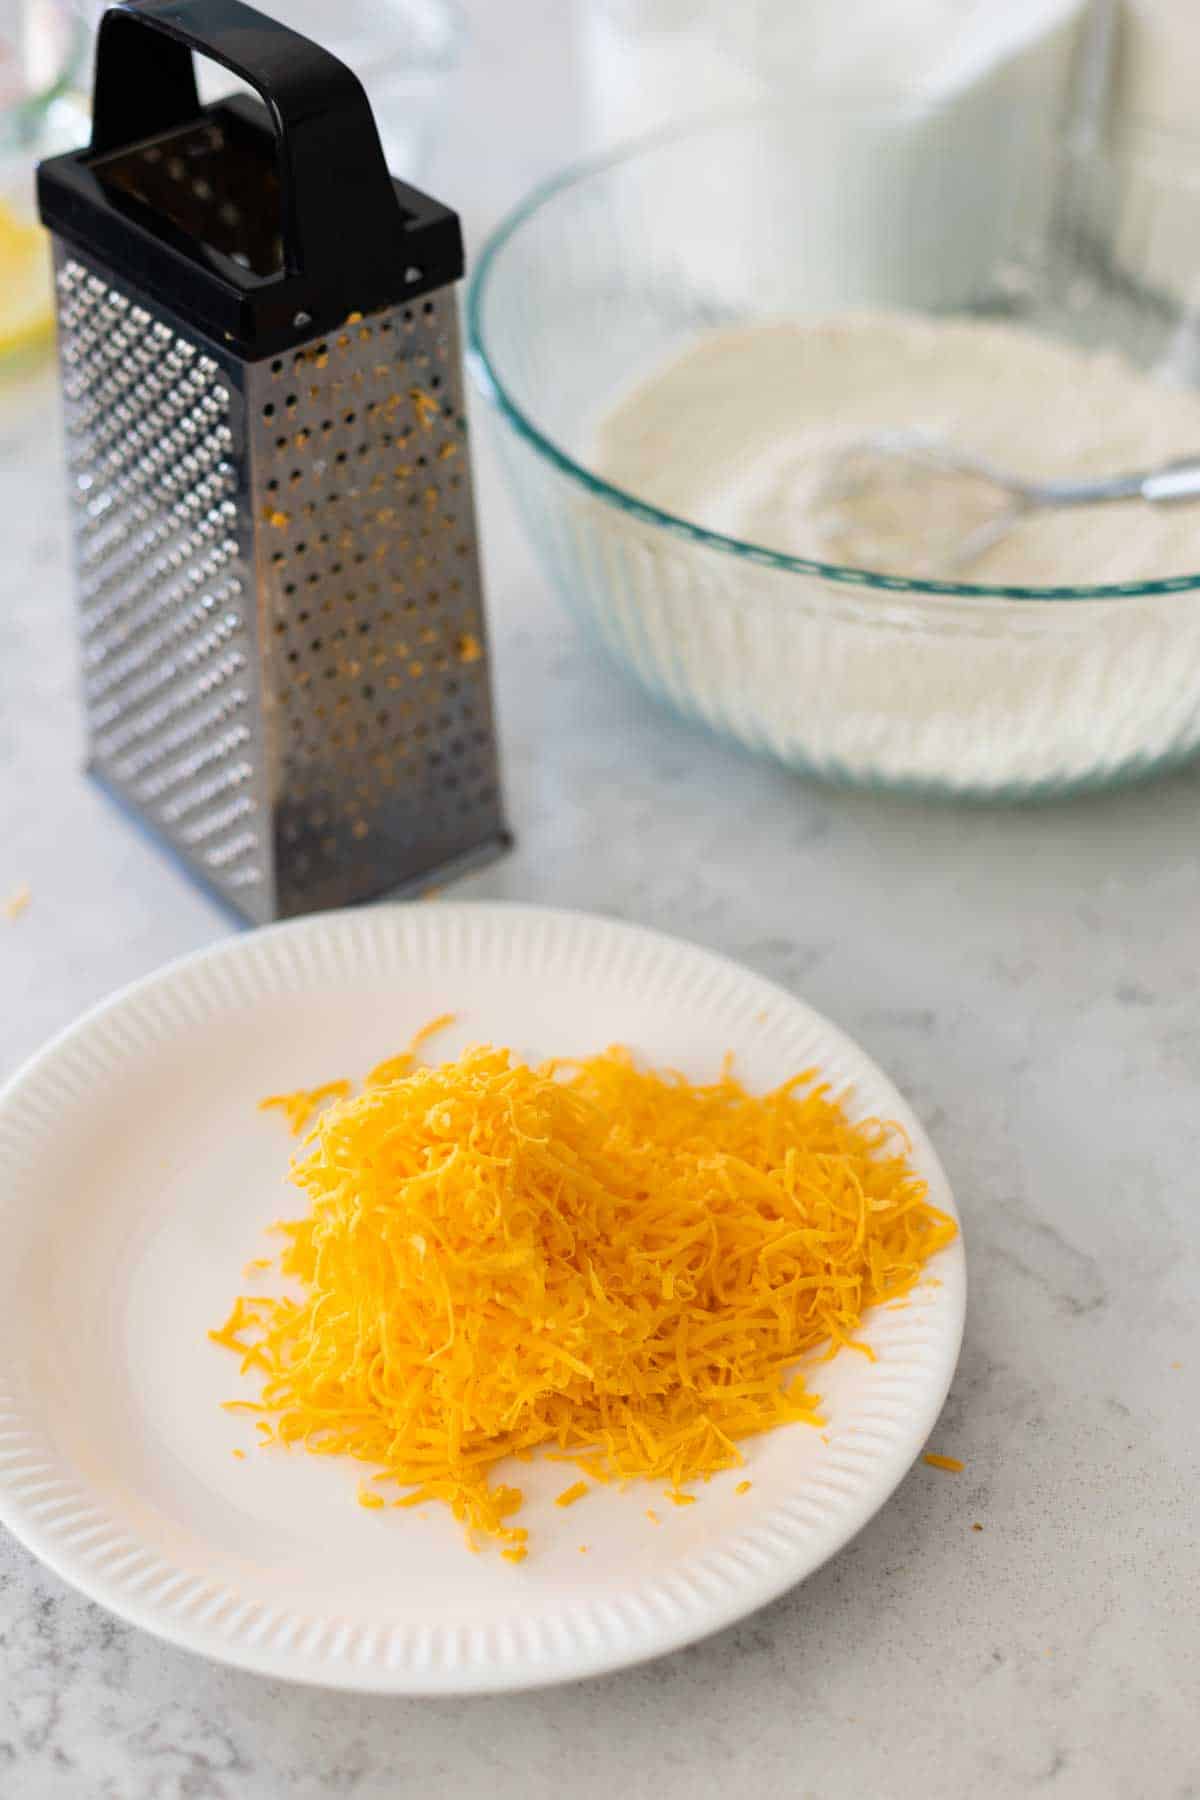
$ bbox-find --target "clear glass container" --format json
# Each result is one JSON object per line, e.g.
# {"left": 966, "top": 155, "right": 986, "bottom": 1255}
{"left": 0, "top": 0, "right": 87, "bottom": 364}
{"left": 1060, "top": 0, "right": 1200, "bottom": 317}
{"left": 185, "top": 0, "right": 464, "bottom": 182}
{"left": 468, "top": 110, "right": 1200, "bottom": 800}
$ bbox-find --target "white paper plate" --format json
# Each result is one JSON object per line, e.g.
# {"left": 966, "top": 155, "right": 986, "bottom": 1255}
{"left": 0, "top": 903, "right": 964, "bottom": 1693}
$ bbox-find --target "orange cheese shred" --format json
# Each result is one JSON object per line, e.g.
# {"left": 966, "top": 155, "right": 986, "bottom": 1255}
{"left": 366, "top": 1013, "right": 456, "bottom": 1088}
{"left": 555, "top": 1481, "right": 589, "bottom": 1508}
{"left": 923, "top": 1453, "right": 964, "bottom": 1473}
{"left": 259, "top": 1080, "right": 351, "bottom": 1138}
{"left": 213, "top": 1031, "right": 955, "bottom": 1558}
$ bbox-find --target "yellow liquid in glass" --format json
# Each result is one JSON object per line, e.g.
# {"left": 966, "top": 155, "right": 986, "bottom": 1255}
{"left": 0, "top": 200, "right": 53, "bottom": 358}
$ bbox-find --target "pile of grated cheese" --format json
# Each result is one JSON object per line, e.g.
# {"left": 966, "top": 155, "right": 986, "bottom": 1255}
{"left": 211, "top": 1026, "right": 955, "bottom": 1560}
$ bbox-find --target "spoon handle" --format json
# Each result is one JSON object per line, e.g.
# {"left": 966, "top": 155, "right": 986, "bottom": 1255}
{"left": 1029, "top": 458, "right": 1200, "bottom": 506}
{"left": 1140, "top": 458, "right": 1200, "bottom": 503}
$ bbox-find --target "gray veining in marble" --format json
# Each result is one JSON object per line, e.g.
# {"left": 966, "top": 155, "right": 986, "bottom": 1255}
{"left": 1, "top": 4, "right": 1198, "bottom": 1796}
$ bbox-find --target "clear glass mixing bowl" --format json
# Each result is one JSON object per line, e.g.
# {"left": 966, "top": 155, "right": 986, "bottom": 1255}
{"left": 467, "top": 110, "right": 1200, "bottom": 800}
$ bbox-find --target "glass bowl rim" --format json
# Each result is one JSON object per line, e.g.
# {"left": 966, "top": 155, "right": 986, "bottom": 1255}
{"left": 465, "top": 113, "right": 1200, "bottom": 605}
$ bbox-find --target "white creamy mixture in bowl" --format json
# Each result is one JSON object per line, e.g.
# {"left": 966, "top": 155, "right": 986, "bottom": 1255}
{"left": 593, "top": 314, "right": 1200, "bottom": 587}
{"left": 468, "top": 112, "right": 1200, "bottom": 799}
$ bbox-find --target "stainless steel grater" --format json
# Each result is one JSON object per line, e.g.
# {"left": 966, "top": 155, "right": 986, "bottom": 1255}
{"left": 38, "top": 0, "right": 509, "bottom": 925}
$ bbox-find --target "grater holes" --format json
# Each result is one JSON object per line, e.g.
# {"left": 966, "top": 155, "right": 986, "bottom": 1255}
{"left": 254, "top": 287, "right": 498, "bottom": 888}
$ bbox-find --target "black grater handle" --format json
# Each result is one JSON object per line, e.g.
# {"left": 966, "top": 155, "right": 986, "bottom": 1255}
{"left": 90, "top": 0, "right": 405, "bottom": 283}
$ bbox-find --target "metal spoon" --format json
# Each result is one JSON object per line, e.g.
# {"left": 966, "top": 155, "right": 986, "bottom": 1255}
{"left": 811, "top": 429, "right": 1200, "bottom": 574}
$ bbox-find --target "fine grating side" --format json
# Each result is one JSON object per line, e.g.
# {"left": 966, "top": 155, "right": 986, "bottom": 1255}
{"left": 53, "top": 250, "right": 506, "bottom": 923}
{"left": 56, "top": 250, "right": 270, "bottom": 918}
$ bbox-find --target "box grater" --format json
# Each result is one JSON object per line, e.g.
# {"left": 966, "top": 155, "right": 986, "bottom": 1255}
{"left": 37, "top": 0, "right": 509, "bottom": 925}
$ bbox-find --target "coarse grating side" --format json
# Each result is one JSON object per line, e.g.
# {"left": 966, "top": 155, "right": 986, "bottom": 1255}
{"left": 53, "top": 248, "right": 507, "bottom": 925}
{"left": 249, "top": 289, "right": 505, "bottom": 919}
{"left": 55, "top": 248, "right": 272, "bottom": 919}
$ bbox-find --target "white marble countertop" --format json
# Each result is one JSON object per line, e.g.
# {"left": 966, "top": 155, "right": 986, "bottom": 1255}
{"left": 1, "top": 5, "right": 1198, "bottom": 1796}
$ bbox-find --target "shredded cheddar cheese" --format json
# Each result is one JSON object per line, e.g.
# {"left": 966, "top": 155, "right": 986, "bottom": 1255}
{"left": 259, "top": 1081, "right": 351, "bottom": 1138}
{"left": 212, "top": 1032, "right": 955, "bottom": 1557}
{"left": 555, "top": 1481, "right": 589, "bottom": 1508}
{"left": 410, "top": 387, "right": 441, "bottom": 430}
{"left": 923, "top": 1453, "right": 963, "bottom": 1473}
{"left": 364, "top": 1015, "right": 456, "bottom": 1090}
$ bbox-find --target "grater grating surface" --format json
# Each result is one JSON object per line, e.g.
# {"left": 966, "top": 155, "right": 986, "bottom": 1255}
{"left": 55, "top": 245, "right": 506, "bottom": 924}
{"left": 250, "top": 291, "right": 503, "bottom": 920}
{"left": 41, "top": 0, "right": 509, "bottom": 926}
{"left": 57, "top": 250, "right": 270, "bottom": 917}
